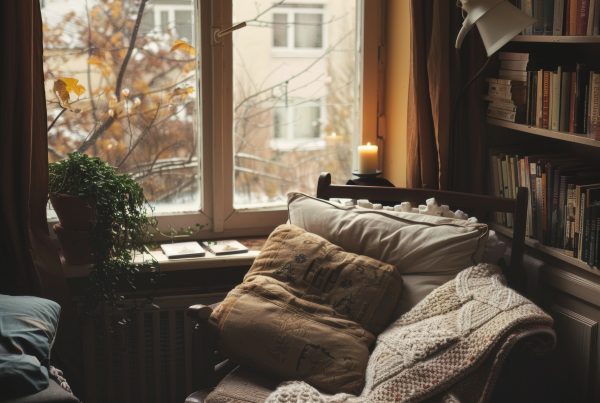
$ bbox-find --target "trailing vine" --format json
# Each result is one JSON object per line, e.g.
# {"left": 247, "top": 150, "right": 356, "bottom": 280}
{"left": 49, "top": 152, "right": 160, "bottom": 317}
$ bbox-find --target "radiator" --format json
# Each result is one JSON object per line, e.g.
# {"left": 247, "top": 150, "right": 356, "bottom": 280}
{"left": 83, "top": 293, "right": 225, "bottom": 403}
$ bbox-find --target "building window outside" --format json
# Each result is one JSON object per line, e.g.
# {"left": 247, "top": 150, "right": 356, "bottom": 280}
{"left": 41, "top": 0, "right": 364, "bottom": 235}
{"left": 272, "top": 5, "right": 324, "bottom": 51}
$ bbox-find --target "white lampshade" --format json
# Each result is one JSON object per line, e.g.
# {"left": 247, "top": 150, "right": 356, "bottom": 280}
{"left": 456, "top": 0, "right": 536, "bottom": 56}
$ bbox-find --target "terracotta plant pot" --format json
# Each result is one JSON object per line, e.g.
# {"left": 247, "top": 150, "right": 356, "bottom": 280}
{"left": 53, "top": 223, "right": 94, "bottom": 265}
{"left": 50, "top": 193, "right": 95, "bottom": 230}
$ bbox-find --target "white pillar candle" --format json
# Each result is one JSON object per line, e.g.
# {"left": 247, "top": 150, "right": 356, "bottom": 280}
{"left": 357, "top": 142, "right": 378, "bottom": 173}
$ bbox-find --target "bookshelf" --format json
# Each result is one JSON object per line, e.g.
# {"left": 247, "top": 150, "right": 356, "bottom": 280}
{"left": 487, "top": 118, "right": 600, "bottom": 147}
{"left": 512, "top": 35, "right": 600, "bottom": 43}
{"left": 482, "top": 23, "right": 600, "bottom": 400}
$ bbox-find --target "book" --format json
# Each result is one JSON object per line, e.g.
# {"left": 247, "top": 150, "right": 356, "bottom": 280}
{"left": 500, "top": 59, "right": 530, "bottom": 71}
{"left": 550, "top": 67, "right": 562, "bottom": 131}
{"left": 577, "top": 0, "right": 591, "bottom": 35}
{"left": 202, "top": 240, "right": 249, "bottom": 256}
{"left": 499, "top": 69, "right": 528, "bottom": 82}
{"left": 588, "top": 0, "right": 598, "bottom": 35}
{"left": 554, "top": 0, "right": 566, "bottom": 35}
{"left": 588, "top": 71, "right": 600, "bottom": 140}
{"left": 160, "top": 241, "right": 206, "bottom": 259}
{"left": 498, "top": 51, "right": 530, "bottom": 61}
{"left": 559, "top": 70, "right": 571, "bottom": 132}
{"left": 542, "top": 70, "right": 551, "bottom": 129}
{"left": 487, "top": 106, "right": 517, "bottom": 122}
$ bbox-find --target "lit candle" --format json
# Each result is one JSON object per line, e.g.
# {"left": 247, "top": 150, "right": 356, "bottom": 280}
{"left": 357, "top": 142, "right": 378, "bottom": 173}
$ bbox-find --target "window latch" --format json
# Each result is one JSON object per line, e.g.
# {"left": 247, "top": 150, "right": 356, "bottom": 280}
{"left": 214, "top": 21, "right": 247, "bottom": 43}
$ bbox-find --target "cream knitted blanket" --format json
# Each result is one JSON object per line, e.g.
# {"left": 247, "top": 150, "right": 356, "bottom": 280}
{"left": 266, "top": 264, "right": 554, "bottom": 403}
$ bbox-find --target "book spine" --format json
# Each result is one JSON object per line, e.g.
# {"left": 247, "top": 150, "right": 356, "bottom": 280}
{"left": 543, "top": 70, "right": 551, "bottom": 129}
{"left": 569, "top": 0, "right": 579, "bottom": 35}
{"left": 529, "top": 160, "right": 539, "bottom": 239}
{"left": 569, "top": 71, "right": 577, "bottom": 132}
{"left": 541, "top": 168, "right": 548, "bottom": 243}
{"left": 589, "top": 205, "right": 599, "bottom": 266}
{"left": 497, "top": 156, "right": 507, "bottom": 226}
{"left": 588, "top": 72, "right": 600, "bottom": 140}
{"left": 577, "top": 0, "right": 590, "bottom": 35}
{"left": 490, "top": 155, "right": 502, "bottom": 224}
{"left": 575, "top": 64, "right": 589, "bottom": 134}
{"left": 558, "top": 175, "right": 568, "bottom": 248}
{"left": 588, "top": 0, "right": 597, "bottom": 34}
{"left": 564, "top": 183, "right": 577, "bottom": 254}
{"left": 543, "top": 0, "right": 555, "bottom": 34}
{"left": 560, "top": 71, "right": 571, "bottom": 132}
{"left": 575, "top": 185, "right": 583, "bottom": 258}
{"left": 523, "top": 0, "right": 534, "bottom": 34}
{"left": 582, "top": 205, "right": 591, "bottom": 262}
{"left": 537, "top": 70, "right": 544, "bottom": 127}
{"left": 554, "top": 0, "right": 566, "bottom": 35}
{"left": 551, "top": 168, "right": 561, "bottom": 247}
{"left": 552, "top": 68, "right": 562, "bottom": 131}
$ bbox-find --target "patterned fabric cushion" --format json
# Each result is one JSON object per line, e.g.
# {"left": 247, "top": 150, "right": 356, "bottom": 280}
{"left": 210, "top": 224, "right": 403, "bottom": 395}
{"left": 287, "top": 192, "right": 489, "bottom": 312}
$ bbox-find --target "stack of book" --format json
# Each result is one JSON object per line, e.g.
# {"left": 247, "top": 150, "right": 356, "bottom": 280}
{"left": 519, "top": 0, "right": 600, "bottom": 36}
{"left": 485, "top": 52, "right": 529, "bottom": 123}
{"left": 489, "top": 151, "right": 600, "bottom": 267}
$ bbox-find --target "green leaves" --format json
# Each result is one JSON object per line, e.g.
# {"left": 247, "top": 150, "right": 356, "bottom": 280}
{"left": 48, "top": 152, "right": 159, "bottom": 315}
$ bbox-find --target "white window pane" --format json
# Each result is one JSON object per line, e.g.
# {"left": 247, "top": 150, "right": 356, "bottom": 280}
{"left": 233, "top": 0, "right": 360, "bottom": 207}
{"left": 175, "top": 10, "right": 193, "bottom": 42}
{"left": 293, "top": 104, "right": 321, "bottom": 138}
{"left": 273, "top": 13, "right": 288, "bottom": 47}
{"left": 294, "top": 13, "right": 323, "bottom": 48}
{"left": 41, "top": 0, "right": 200, "bottom": 214}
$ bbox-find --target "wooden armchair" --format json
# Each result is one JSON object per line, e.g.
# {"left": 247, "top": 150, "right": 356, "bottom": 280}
{"left": 185, "top": 173, "right": 555, "bottom": 403}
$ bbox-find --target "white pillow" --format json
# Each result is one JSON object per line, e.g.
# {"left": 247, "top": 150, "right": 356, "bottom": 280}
{"left": 287, "top": 192, "right": 490, "bottom": 311}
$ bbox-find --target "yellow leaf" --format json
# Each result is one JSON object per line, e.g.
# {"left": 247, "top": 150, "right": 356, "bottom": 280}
{"left": 57, "top": 77, "right": 86, "bottom": 97}
{"left": 53, "top": 79, "right": 70, "bottom": 108}
{"left": 168, "top": 86, "right": 194, "bottom": 102}
{"left": 88, "top": 55, "right": 104, "bottom": 66}
{"left": 170, "top": 40, "right": 196, "bottom": 56}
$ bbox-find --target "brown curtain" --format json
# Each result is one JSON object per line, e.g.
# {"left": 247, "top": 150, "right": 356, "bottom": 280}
{"left": 0, "top": 0, "right": 82, "bottom": 394}
{"left": 406, "top": 0, "right": 488, "bottom": 193}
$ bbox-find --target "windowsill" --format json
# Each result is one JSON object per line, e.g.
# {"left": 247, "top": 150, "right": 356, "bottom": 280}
{"left": 62, "top": 238, "right": 267, "bottom": 278}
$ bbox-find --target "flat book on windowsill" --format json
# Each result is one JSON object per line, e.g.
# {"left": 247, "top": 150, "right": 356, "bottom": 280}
{"left": 202, "top": 240, "right": 249, "bottom": 256}
{"left": 160, "top": 241, "right": 206, "bottom": 259}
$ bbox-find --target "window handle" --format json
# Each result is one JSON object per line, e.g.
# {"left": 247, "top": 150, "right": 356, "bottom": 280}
{"left": 214, "top": 21, "right": 247, "bottom": 43}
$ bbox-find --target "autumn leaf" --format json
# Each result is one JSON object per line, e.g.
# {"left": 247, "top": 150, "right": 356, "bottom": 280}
{"left": 168, "top": 86, "right": 194, "bottom": 103}
{"left": 170, "top": 40, "right": 196, "bottom": 56}
{"left": 53, "top": 77, "right": 85, "bottom": 110}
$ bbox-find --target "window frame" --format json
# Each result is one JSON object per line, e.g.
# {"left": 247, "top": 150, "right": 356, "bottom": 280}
{"left": 44, "top": 0, "right": 384, "bottom": 240}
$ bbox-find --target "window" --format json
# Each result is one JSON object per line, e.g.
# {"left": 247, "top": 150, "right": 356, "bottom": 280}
{"left": 272, "top": 4, "right": 324, "bottom": 53}
{"left": 271, "top": 100, "right": 324, "bottom": 151}
{"left": 41, "top": 0, "right": 375, "bottom": 237}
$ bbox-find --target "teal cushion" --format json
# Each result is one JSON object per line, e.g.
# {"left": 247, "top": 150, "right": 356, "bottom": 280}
{"left": 0, "top": 295, "right": 61, "bottom": 397}
{"left": 0, "top": 295, "right": 60, "bottom": 364}
{"left": 0, "top": 354, "right": 49, "bottom": 398}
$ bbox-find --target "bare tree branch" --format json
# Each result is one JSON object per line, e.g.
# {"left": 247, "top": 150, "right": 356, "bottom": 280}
{"left": 77, "top": 0, "right": 148, "bottom": 153}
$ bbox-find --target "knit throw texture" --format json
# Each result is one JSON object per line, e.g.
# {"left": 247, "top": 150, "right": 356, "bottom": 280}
{"left": 266, "top": 264, "right": 553, "bottom": 403}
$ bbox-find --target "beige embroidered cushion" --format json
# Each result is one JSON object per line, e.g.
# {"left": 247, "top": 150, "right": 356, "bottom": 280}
{"left": 210, "top": 224, "right": 402, "bottom": 395}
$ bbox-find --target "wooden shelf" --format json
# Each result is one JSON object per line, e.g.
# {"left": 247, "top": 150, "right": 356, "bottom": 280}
{"left": 491, "top": 223, "right": 599, "bottom": 275}
{"left": 487, "top": 118, "right": 600, "bottom": 147}
{"left": 512, "top": 35, "right": 600, "bottom": 43}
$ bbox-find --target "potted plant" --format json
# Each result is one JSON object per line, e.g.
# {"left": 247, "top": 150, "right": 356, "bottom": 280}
{"left": 49, "top": 152, "right": 159, "bottom": 313}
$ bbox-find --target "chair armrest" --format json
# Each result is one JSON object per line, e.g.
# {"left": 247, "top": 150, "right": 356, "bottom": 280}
{"left": 187, "top": 304, "right": 215, "bottom": 322}
{"left": 187, "top": 303, "right": 224, "bottom": 390}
